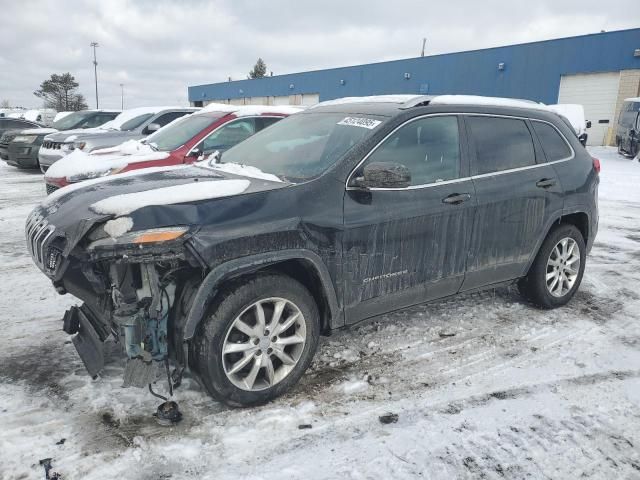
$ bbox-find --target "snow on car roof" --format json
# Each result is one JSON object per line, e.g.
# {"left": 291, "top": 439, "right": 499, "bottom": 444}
{"left": 310, "top": 95, "right": 424, "bottom": 109}
{"left": 101, "top": 106, "right": 195, "bottom": 130}
{"left": 199, "top": 103, "right": 305, "bottom": 117}
{"left": 429, "top": 95, "right": 548, "bottom": 110}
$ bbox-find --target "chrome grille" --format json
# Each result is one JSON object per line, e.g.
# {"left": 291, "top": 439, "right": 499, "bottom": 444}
{"left": 43, "top": 141, "right": 63, "bottom": 150}
{"left": 25, "top": 210, "right": 56, "bottom": 270}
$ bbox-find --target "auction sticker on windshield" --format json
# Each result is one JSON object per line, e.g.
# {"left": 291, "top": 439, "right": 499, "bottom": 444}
{"left": 337, "top": 117, "right": 382, "bottom": 129}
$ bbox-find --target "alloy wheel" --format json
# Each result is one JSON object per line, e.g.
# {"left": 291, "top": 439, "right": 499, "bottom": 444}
{"left": 222, "top": 297, "right": 307, "bottom": 391}
{"left": 545, "top": 237, "right": 580, "bottom": 297}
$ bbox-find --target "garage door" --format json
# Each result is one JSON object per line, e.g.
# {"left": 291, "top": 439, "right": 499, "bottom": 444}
{"left": 558, "top": 72, "right": 620, "bottom": 146}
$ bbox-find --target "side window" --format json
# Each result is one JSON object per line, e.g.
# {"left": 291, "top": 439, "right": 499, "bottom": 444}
{"left": 201, "top": 118, "right": 256, "bottom": 153}
{"left": 468, "top": 116, "right": 535, "bottom": 175}
{"left": 80, "top": 114, "right": 114, "bottom": 128}
{"left": 532, "top": 121, "right": 572, "bottom": 161}
{"left": 154, "top": 111, "right": 189, "bottom": 128}
{"left": 363, "top": 116, "right": 461, "bottom": 186}
{"left": 255, "top": 116, "right": 282, "bottom": 132}
{"left": 7, "top": 119, "right": 28, "bottom": 129}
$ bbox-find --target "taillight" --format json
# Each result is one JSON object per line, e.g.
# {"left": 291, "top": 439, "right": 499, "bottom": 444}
{"left": 592, "top": 157, "right": 601, "bottom": 174}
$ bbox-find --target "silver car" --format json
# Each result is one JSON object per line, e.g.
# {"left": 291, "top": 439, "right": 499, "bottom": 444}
{"left": 38, "top": 106, "right": 198, "bottom": 172}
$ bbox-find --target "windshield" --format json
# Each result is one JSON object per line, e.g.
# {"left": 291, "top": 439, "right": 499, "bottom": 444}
{"left": 119, "top": 113, "right": 155, "bottom": 131}
{"left": 146, "top": 113, "right": 219, "bottom": 151}
{"left": 219, "top": 112, "right": 385, "bottom": 182}
{"left": 52, "top": 111, "right": 94, "bottom": 130}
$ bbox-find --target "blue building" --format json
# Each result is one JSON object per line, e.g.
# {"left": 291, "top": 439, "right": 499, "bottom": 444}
{"left": 189, "top": 28, "right": 640, "bottom": 145}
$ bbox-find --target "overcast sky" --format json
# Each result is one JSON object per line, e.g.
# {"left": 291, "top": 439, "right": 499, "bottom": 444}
{"left": 1, "top": 0, "right": 637, "bottom": 110}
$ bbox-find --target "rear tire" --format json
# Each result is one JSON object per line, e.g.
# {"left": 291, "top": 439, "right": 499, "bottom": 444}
{"left": 192, "top": 273, "right": 320, "bottom": 407}
{"left": 518, "top": 224, "right": 586, "bottom": 309}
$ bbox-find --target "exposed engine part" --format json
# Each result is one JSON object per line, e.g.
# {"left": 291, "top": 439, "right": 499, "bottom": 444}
{"left": 155, "top": 400, "right": 183, "bottom": 426}
{"left": 109, "top": 262, "right": 176, "bottom": 378}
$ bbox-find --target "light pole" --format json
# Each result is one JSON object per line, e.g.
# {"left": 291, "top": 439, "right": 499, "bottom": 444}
{"left": 90, "top": 42, "right": 99, "bottom": 108}
{"left": 120, "top": 83, "right": 124, "bottom": 110}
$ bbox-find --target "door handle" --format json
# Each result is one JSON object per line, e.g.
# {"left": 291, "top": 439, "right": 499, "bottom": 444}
{"left": 442, "top": 193, "right": 471, "bottom": 205}
{"left": 536, "top": 178, "right": 557, "bottom": 189}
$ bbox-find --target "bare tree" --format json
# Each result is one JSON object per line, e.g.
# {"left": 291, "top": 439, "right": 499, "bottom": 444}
{"left": 0, "top": 99, "right": 10, "bottom": 109}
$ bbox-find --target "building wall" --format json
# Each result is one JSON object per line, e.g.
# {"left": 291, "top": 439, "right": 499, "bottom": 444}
{"left": 189, "top": 28, "right": 640, "bottom": 105}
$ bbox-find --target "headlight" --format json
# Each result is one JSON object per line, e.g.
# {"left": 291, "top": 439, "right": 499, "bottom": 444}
{"left": 67, "top": 167, "right": 123, "bottom": 183}
{"left": 61, "top": 143, "right": 75, "bottom": 152}
{"left": 13, "top": 135, "right": 38, "bottom": 143}
{"left": 73, "top": 141, "right": 87, "bottom": 150}
{"left": 88, "top": 226, "right": 189, "bottom": 250}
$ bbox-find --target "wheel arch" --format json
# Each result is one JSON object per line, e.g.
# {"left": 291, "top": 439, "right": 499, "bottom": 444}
{"left": 182, "top": 249, "right": 342, "bottom": 341}
{"left": 524, "top": 209, "right": 591, "bottom": 275}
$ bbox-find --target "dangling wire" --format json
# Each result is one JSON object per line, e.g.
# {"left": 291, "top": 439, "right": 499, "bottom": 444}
{"left": 148, "top": 383, "right": 167, "bottom": 401}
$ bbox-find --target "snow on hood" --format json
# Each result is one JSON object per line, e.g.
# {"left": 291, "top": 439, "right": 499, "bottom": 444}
{"left": 200, "top": 103, "right": 304, "bottom": 117}
{"left": 91, "top": 139, "right": 154, "bottom": 156}
{"left": 18, "top": 127, "right": 57, "bottom": 135}
{"left": 42, "top": 165, "right": 192, "bottom": 206}
{"left": 44, "top": 145, "right": 169, "bottom": 180}
{"left": 89, "top": 179, "right": 251, "bottom": 216}
{"left": 199, "top": 158, "right": 282, "bottom": 182}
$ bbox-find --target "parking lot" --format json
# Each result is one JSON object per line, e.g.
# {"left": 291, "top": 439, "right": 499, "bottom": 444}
{"left": 0, "top": 146, "right": 638, "bottom": 479}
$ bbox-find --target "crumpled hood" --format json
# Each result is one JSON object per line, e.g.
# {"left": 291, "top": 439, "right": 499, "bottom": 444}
{"left": 33, "top": 165, "right": 290, "bottom": 257}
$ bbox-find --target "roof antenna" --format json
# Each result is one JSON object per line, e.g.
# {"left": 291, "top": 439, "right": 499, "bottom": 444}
{"left": 421, "top": 38, "right": 427, "bottom": 57}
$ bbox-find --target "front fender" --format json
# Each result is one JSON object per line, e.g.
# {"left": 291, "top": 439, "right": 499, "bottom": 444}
{"left": 182, "top": 249, "right": 342, "bottom": 340}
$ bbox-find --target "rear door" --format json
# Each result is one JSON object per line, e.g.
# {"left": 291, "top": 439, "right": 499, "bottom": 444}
{"left": 343, "top": 114, "right": 476, "bottom": 323}
{"left": 461, "top": 114, "right": 564, "bottom": 291}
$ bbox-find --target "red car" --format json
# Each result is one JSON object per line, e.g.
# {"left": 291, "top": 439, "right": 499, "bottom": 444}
{"left": 44, "top": 105, "right": 301, "bottom": 193}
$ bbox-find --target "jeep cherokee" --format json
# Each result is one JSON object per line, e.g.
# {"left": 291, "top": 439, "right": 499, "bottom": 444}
{"left": 26, "top": 95, "right": 599, "bottom": 408}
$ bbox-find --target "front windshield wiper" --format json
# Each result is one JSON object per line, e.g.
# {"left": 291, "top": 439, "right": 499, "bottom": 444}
{"left": 148, "top": 142, "right": 159, "bottom": 151}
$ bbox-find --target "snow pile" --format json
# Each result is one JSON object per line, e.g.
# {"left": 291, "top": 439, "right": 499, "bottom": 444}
{"left": 103, "top": 217, "right": 134, "bottom": 238}
{"left": 202, "top": 160, "right": 282, "bottom": 182}
{"left": 89, "top": 179, "right": 251, "bottom": 216}
{"left": 44, "top": 147, "right": 170, "bottom": 180}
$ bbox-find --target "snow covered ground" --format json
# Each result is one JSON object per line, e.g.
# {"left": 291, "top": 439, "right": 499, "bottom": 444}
{"left": 1, "top": 147, "right": 640, "bottom": 479}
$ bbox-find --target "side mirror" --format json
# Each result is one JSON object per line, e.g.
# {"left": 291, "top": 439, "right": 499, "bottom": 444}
{"left": 145, "top": 123, "right": 161, "bottom": 134}
{"left": 189, "top": 147, "right": 202, "bottom": 158}
{"left": 585, "top": 120, "right": 592, "bottom": 129}
{"left": 578, "top": 133, "right": 588, "bottom": 147}
{"left": 352, "top": 162, "right": 411, "bottom": 189}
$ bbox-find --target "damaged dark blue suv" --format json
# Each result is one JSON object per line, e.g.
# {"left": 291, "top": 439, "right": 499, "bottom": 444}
{"left": 26, "top": 95, "right": 599, "bottom": 408}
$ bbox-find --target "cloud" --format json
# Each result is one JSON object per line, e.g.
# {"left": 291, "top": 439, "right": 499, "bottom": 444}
{"left": 0, "top": 0, "right": 636, "bottom": 109}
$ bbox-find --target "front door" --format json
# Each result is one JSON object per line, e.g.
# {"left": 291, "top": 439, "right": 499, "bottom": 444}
{"left": 343, "top": 115, "right": 476, "bottom": 324}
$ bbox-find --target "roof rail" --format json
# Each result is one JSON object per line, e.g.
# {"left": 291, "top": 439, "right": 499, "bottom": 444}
{"left": 399, "top": 95, "right": 435, "bottom": 109}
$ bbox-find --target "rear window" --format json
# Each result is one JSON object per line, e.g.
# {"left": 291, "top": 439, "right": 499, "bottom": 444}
{"left": 532, "top": 121, "right": 572, "bottom": 161}
{"left": 467, "top": 116, "right": 536, "bottom": 175}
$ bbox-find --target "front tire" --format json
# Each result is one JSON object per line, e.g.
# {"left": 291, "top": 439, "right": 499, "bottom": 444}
{"left": 193, "top": 273, "right": 320, "bottom": 407}
{"left": 518, "top": 224, "right": 586, "bottom": 309}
